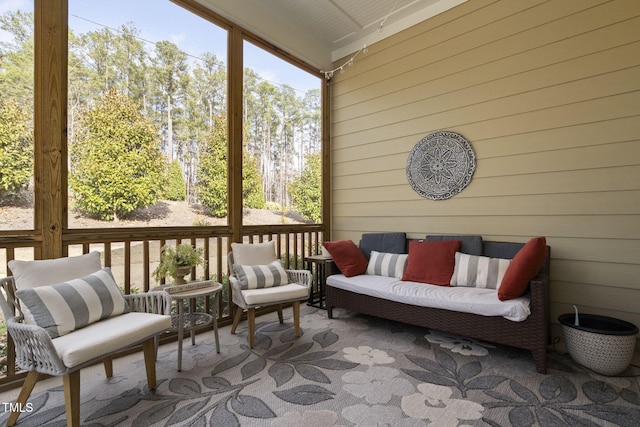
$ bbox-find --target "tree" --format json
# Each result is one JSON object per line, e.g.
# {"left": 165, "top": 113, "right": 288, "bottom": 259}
{"left": 190, "top": 53, "right": 226, "bottom": 131}
{"left": 243, "top": 152, "right": 266, "bottom": 210}
{"left": 76, "top": 27, "right": 116, "bottom": 94}
{"left": 197, "top": 116, "right": 265, "bottom": 217}
{"left": 196, "top": 116, "right": 227, "bottom": 217}
{"left": 289, "top": 152, "right": 321, "bottom": 223}
{"left": 151, "top": 40, "right": 189, "bottom": 161}
{"left": 69, "top": 90, "right": 165, "bottom": 221}
{"left": 0, "top": 10, "right": 34, "bottom": 108}
{"left": 163, "top": 159, "right": 186, "bottom": 201}
{"left": 112, "top": 23, "right": 148, "bottom": 101}
{"left": 0, "top": 99, "right": 32, "bottom": 199}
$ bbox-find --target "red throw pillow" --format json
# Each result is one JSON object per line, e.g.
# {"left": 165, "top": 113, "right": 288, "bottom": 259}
{"left": 322, "top": 240, "right": 368, "bottom": 277}
{"left": 498, "top": 237, "right": 547, "bottom": 301}
{"left": 401, "top": 240, "right": 461, "bottom": 286}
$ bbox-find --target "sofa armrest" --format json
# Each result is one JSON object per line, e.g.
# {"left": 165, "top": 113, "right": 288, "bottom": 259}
{"left": 325, "top": 260, "right": 341, "bottom": 277}
{"left": 528, "top": 274, "right": 549, "bottom": 318}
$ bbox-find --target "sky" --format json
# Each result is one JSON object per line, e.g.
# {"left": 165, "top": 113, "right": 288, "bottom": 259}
{"left": 0, "top": 0, "right": 321, "bottom": 94}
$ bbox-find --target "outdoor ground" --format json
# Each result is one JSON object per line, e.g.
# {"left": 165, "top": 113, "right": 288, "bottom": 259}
{"left": 0, "top": 200, "right": 307, "bottom": 280}
{"left": 0, "top": 200, "right": 303, "bottom": 229}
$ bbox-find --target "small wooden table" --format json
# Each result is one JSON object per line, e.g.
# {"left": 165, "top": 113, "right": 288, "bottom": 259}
{"left": 157, "top": 281, "right": 222, "bottom": 371}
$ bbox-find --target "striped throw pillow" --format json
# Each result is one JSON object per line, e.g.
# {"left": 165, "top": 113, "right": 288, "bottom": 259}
{"left": 15, "top": 268, "right": 128, "bottom": 339}
{"left": 450, "top": 252, "right": 511, "bottom": 289}
{"left": 233, "top": 260, "right": 288, "bottom": 290}
{"left": 366, "top": 251, "right": 408, "bottom": 279}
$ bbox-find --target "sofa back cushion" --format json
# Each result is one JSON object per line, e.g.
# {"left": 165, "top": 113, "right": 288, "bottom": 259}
{"left": 366, "top": 251, "right": 408, "bottom": 279}
{"left": 359, "top": 232, "right": 407, "bottom": 259}
{"left": 15, "top": 268, "right": 128, "bottom": 339}
{"left": 402, "top": 240, "right": 461, "bottom": 285}
{"left": 425, "top": 235, "right": 483, "bottom": 256}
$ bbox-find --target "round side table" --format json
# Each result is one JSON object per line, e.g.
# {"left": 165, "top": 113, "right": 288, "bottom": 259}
{"left": 161, "top": 281, "right": 222, "bottom": 371}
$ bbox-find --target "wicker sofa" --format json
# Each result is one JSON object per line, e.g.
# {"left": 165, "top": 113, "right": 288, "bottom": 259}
{"left": 324, "top": 234, "right": 550, "bottom": 374}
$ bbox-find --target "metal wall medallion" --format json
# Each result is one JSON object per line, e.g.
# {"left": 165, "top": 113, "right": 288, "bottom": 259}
{"left": 406, "top": 130, "right": 476, "bottom": 200}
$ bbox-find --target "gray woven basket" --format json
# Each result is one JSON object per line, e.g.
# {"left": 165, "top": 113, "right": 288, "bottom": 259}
{"left": 559, "top": 313, "right": 638, "bottom": 376}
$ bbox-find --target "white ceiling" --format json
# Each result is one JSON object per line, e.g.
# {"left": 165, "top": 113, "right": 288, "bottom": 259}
{"left": 197, "top": 0, "right": 466, "bottom": 70}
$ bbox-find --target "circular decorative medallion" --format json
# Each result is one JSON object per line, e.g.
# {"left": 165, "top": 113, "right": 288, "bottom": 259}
{"left": 406, "top": 130, "right": 476, "bottom": 200}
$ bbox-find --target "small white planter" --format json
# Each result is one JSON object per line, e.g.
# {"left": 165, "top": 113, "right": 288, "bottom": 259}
{"left": 559, "top": 313, "right": 638, "bottom": 376}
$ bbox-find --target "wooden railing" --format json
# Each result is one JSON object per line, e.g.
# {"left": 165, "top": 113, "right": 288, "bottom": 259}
{"left": 0, "top": 224, "right": 324, "bottom": 389}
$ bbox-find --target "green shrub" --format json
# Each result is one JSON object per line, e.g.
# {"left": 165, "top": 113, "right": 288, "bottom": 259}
{"left": 289, "top": 152, "right": 321, "bottom": 223}
{"left": 265, "top": 201, "right": 281, "bottom": 211}
{"left": 163, "top": 159, "right": 186, "bottom": 201}
{"left": 69, "top": 90, "right": 165, "bottom": 221}
{"left": 197, "top": 116, "right": 265, "bottom": 217}
{"left": 0, "top": 99, "right": 32, "bottom": 199}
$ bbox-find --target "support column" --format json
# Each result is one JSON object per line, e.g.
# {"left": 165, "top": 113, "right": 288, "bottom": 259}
{"left": 34, "top": 0, "right": 68, "bottom": 259}
{"left": 228, "top": 27, "right": 243, "bottom": 243}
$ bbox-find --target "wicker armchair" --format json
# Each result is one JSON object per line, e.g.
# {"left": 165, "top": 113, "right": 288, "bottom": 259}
{"left": 0, "top": 275, "right": 172, "bottom": 427}
{"left": 227, "top": 242, "right": 312, "bottom": 348}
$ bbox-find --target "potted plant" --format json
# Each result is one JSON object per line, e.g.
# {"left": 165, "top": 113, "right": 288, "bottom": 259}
{"left": 153, "top": 243, "right": 206, "bottom": 285}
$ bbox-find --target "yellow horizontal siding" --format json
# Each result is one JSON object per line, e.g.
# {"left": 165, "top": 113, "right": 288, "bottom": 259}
{"left": 333, "top": 191, "right": 640, "bottom": 217}
{"left": 333, "top": 139, "right": 640, "bottom": 180}
{"left": 329, "top": 0, "right": 640, "bottom": 345}
{"left": 333, "top": 165, "right": 640, "bottom": 196}
{"left": 332, "top": 1, "right": 637, "bottom": 109}
{"left": 333, "top": 116, "right": 640, "bottom": 165}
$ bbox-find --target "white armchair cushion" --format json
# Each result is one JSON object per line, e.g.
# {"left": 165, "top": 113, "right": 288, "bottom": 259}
{"left": 15, "top": 268, "right": 128, "bottom": 338}
{"left": 366, "top": 251, "right": 408, "bottom": 279}
{"left": 241, "top": 283, "right": 309, "bottom": 306}
{"left": 231, "top": 241, "right": 278, "bottom": 265}
{"left": 450, "top": 252, "right": 511, "bottom": 289}
{"left": 8, "top": 251, "right": 102, "bottom": 289}
{"left": 233, "top": 260, "right": 287, "bottom": 290}
{"left": 52, "top": 312, "right": 171, "bottom": 368}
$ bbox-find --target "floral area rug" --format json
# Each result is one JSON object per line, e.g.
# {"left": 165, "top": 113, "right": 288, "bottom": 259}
{"left": 1, "top": 305, "right": 639, "bottom": 426}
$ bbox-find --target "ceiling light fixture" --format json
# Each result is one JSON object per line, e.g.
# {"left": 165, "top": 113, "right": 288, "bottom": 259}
{"left": 322, "top": 0, "right": 399, "bottom": 80}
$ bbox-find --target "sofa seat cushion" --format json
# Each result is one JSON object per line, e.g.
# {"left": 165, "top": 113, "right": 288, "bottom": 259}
{"left": 53, "top": 312, "right": 171, "bottom": 368}
{"left": 241, "top": 283, "right": 309, "bottom": 306}
{"left": 326, "top": 274, "right": 531, "bottom": 322}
